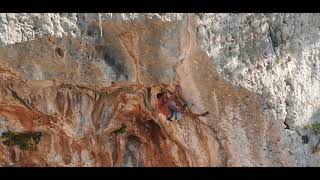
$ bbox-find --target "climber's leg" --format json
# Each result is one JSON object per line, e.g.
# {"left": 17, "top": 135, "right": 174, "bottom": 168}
{"left": 175, "top": 111, "right": 182, "bottom": 121}
{"left": 200, "top": 111, "right": 209, "bottom": 117}
{"left": 167, "top": 111, "right": 174, "bottom": 121}
{"left": 167, "top": 104, "right": 178, "bottom": 121}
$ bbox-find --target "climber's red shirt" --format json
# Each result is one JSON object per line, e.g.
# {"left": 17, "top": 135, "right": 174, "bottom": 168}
{"left": 157, "top": 85, "right": 180, "bottom": 117}
{"left": 157, "top": 98, "right": 172, "bottom": 117}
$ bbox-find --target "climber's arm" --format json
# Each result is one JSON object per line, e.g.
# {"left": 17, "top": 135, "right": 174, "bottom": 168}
{"left": 164, "top": 85, "right": 180, "bottom": 106}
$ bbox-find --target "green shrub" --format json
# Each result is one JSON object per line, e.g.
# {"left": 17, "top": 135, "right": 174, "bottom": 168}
{"left": 1, "top": 130, "right": 42, "bottom": 151}
{"left": 304, "top": 123, "right": 320, "bottom": 135}
{"left": 113, "top": 124, "right": 127, "bottom": 136}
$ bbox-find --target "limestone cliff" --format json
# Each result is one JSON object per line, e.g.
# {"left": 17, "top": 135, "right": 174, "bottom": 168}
{"left": 0, "top": 13, "right": 319, "bottom": 167}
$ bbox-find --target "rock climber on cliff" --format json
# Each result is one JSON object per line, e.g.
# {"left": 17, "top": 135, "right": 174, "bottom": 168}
{"left": 156, "top": 84, "right": 209, "bottom": 122}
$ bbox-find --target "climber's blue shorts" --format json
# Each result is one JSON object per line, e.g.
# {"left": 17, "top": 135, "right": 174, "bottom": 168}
{"left": 168, "top": 106, "right": 182, "bottom": 121}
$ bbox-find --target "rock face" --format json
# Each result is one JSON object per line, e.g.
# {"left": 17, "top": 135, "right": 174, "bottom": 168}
{"left": 0, "top": 13, "right": 319, "bottom": 166}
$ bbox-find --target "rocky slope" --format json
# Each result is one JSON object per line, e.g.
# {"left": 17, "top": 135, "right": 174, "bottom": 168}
{"left": 0, "top": 13, "right": 319, "bottom": 166}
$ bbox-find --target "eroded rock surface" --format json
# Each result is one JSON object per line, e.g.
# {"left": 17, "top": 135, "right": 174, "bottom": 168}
{"left": 0, "top": 13, "right": 319, "bottom": 166}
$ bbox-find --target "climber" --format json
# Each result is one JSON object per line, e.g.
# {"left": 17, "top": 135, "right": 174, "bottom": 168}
{"left": 157, "top": 84, "right": 209, "bottom": 122}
